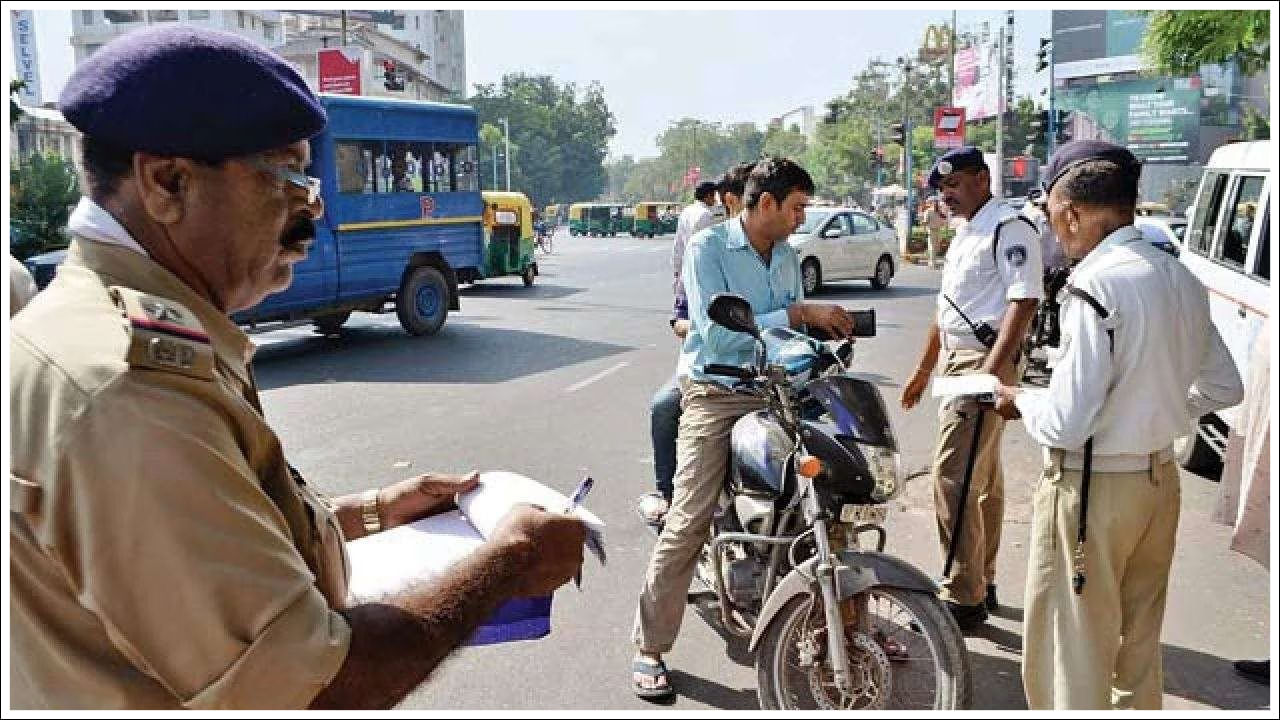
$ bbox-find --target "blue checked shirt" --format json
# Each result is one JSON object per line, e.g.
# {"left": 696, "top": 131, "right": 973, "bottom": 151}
{"left": 678, "top": 216, "right": 804, "bottom": 385}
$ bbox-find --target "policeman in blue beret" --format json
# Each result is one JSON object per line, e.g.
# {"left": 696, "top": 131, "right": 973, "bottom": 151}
{"left": 900, "top": 145, "right": 1045, "bottom": 631}
{"left": 992, "top": 140, "right": 1241, "bottom": 709}
{"left": 10, "top": 25, "right": 584, "bottom": 710}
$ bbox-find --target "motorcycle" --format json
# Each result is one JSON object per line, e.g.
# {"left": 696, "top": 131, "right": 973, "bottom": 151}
{"left": 695, "top": 293, "right": 972, "bottom": 710}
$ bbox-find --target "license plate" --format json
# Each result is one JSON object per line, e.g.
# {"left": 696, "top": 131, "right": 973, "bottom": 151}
{"left": 840, "top": 503, "right": 888, "bottom": 525}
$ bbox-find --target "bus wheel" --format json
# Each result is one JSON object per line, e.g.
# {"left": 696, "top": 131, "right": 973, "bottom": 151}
{"left": 397, "top": 266, "right": 449, "bottom": 336}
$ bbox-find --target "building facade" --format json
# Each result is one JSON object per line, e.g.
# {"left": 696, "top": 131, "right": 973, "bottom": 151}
{"left": 70, "top": 9, "right": 283, "bottom": 62}
{"left": 9, "top": 105, "right": 79, "bottom": 162}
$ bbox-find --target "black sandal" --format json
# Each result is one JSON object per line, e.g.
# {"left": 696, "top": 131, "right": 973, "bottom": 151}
{"left": 632, "top": 658, "right": 675, "bottom": 700}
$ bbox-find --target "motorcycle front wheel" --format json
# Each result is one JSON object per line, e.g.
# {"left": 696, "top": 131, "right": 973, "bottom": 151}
{"left": 755, "top": 586, "right": 972, "bottom": 710}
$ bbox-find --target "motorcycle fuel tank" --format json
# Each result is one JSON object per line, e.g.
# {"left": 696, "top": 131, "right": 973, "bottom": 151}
{"left": 730, "top": 410, "right": 794, "bottom": 497}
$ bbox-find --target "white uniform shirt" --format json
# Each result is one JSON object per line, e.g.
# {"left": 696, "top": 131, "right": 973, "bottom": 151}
{"left": 67, "top": 197, "right": 149, "bottom": 257}
{"left": 936, "top": 197, "right": 1044, "bottom": 350}
{"left": 1015, "top": 225, "right": 1244, "bottom": 455}
{"left": 672, "top": 201, "right": 716, "bottom": 302}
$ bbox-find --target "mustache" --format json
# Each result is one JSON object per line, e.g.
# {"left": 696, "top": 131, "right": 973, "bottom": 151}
{"left": 280, "top": 216, "right": 316, "bottom": 248}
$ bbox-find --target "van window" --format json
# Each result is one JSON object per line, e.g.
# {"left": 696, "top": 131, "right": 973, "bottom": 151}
{"left": 335, "top": 140, "right": 381, "bottom": 194}
{"left": 1187, "top": 171, "right": 1227, "bottom": 256}
{"left": 852, "top": 213, "right": 878, "bottom": 234}
{"left": 1215, "top": 175, "right": 1265, "bottom": 271}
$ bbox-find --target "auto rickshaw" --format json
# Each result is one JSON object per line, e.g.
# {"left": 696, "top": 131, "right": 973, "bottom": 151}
{"left": 586, "top": 203, "right": 614, "bottom": 236}
{"left": 568, "top": 202, "right": 589, "bottom": 236}
{"left": 544, "top": 204, "right": 561, "bottom": 229}
{"left": 632, "top": 202, "right": 663, "bottom": 237}
{"left": 660, "top": 203, "right": 682, "bottom": 234}
{"left": 614, "top": 204, "right": 635, "bottom": 235}
{"left": 479, "top": 191, "right": 537, "bottom": 286}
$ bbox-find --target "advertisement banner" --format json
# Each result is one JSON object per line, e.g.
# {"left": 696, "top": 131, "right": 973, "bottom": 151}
{"left": 318, "top": 47, "right": 362, "bottom": 95}
{"left": 954, "top": 39, "right": 1001, "bottom": 121}
{"left": 1051, "top": 10, "right": 1147, "bottom": 79}
{"left": 9, "top": 10, "right": 41, "bottom": 105}
{"left": 934, "top": 107, "right": 966, "bottom": 149}
{"left": 1057, "top": 76, "right": 1202, "bottom": 164}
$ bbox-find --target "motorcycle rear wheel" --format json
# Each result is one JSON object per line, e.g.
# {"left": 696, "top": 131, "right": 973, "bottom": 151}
{"left": 756, "top": 586, "right": 971, "bottom": 710}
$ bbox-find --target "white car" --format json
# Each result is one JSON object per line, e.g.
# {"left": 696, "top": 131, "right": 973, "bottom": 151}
{"left": 788, "top": 207, "right": 897, "bottom": 294}
{"left": 1135, "top": 215, "right": 1187, "bottom": 257}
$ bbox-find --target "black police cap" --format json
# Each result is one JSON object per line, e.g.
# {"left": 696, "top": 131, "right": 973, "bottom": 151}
{"left": 1042, "top": 140, "right": 1140, "bottom": 194}
{"left": 927, "top": 146, "right": 988, "bottom": 189}
{"left": 60, "top": 25, "right": 326, "bottom": 160}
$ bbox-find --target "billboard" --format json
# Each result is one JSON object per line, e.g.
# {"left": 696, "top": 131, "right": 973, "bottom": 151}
{"left": 954, "top": 38, "right": 1001, "bottom": 121}
{"left": 318, "top": 47, "right": 362, "bottom": 95}
{"left": 9, "top": 10, "right": 41, "bottom": 105}
{"left": 934, "top": 107, "right": 966, "bottom": 149}
{"left": 1057, "top": 76, "right": 1202, "bottom": 164}
{"left": 1052, "top": 10, "right": 1147, "bottom": 79}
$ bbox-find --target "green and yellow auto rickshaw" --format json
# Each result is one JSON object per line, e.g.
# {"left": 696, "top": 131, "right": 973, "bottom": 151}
{"left": 568, "top": 202, "right": 589, "bottom": 236}
{"left": 480, "top": 191, "right": 537, "bottom": 286}
{"left": 632, "top": 202, "right": 663, "bottom": 237}
{"left": 660, "top": 203, "right": 682, "bottom": 234}
{"left": 586, "top": 203, "right": 614, "bottom": 236}
{"left": 544, "top": 204, "right": 562, "bottom": 230}
{"left": 614, "top": 204, "right": 635, "bottom": 235}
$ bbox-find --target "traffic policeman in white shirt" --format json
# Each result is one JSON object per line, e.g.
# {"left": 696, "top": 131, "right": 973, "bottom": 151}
{"left": 993, "top": 140, "right": 1243, "bottom": 710}
{"left": 900, "top": 146, "right": 1043, "bottom": 631}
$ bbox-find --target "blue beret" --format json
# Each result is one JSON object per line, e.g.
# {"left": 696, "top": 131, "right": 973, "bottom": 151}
{"left": 1042, "top": 140, "right": 1140, "bottom": 194}
{"left": 927, "top": 146, "right": 987, "bottom": 189}
{"left": 60, "top": 26, "right": 325, "bottom": 160}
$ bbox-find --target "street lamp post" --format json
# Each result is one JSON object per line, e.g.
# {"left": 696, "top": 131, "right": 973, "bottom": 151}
{"left": 500, "top": 117, "right": 511, "bottom": 191}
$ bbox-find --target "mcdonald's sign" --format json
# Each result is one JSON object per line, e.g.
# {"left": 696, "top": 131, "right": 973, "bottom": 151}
{"left": 920, "top": 24, "right": 953, "bottom": 63}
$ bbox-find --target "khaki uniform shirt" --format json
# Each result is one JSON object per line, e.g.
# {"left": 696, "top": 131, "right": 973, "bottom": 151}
{"left": 9, "top": 238, "right": 352, "bottom": 709}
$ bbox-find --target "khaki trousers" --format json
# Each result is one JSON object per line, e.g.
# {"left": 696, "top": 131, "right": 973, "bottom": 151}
{"left": 933, "top": 349, "right": 1008, "bottom": 606}
{"left": 1022, "top": 451, "right": 1180, "bottom": 710}
{"left": 632, "top": 379, "right": 764, "bottom": 652}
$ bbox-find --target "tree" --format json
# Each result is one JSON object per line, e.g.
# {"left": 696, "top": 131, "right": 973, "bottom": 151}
{"left": 1139, "top": 10, "right": 1270, "bottom": 76}
{"left": 10, "top": 79, "right": 26, "bottom": 127}
{"left": 478, "top": 123, "right": 504, "bottom": 191}
{"left": 10, "top": 153, "right": 80, "bottom": 260}
{"left": 468, "top": 74, "right": 616, "bottom": 207}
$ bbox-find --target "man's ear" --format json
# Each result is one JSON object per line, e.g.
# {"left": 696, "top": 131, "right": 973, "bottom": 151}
{"left": 132, "top": 153, "right": 192, "bottom": 224}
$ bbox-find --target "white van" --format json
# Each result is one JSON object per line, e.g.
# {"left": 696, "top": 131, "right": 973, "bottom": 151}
{"left": 1176, "top": 140, "right": 1271, "bottom": 474}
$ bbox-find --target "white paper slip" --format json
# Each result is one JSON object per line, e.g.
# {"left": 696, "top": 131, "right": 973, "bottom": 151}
{"left": 931, "top": 373, "right": 999, "bottom": 400}
{"left": 459, "top": 471, "right": 607, "bottom": 565}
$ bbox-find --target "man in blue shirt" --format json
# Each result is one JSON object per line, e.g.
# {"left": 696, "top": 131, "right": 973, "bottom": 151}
{"left": 631, "top": 157, "right": 854, "bottom": 699}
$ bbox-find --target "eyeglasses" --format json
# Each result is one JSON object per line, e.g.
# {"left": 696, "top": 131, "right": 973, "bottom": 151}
{"left": 244, "top": 156, "right": 322, "bottom": 205}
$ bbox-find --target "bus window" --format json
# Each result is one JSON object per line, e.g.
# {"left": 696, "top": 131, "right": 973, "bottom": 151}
{"left": 1187, "top": 171, "right": 1227, "bottom": 256}
{"left": 336, "top": 140, "right": 379, "bottom": 194}
{"left": 387, "top": 141, "right": 421, "bottom": 193}
{"left": 1216, "top": 175, "right": 1265, "bottom": 270}
{"left": 454, "top": 144, "right": 479, "bottom": 192}
{"left": 1253, "top": 202, "right": 1270, "bottom": 282}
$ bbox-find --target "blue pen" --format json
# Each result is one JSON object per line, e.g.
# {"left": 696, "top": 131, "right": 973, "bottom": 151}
{"left": 565, "top": 476, "right": 593, "bottom": 589}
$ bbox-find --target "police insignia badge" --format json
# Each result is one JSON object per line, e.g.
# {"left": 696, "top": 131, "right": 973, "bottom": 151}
{"left": 1005, "top": 245, "right": 1028, "bottom": 267}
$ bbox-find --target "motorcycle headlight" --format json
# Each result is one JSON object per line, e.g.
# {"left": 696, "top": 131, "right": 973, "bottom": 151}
{"left": 863, "top": 444, "right": 902, "bottom": 503}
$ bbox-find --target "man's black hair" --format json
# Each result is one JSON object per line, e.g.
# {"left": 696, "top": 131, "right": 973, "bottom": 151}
{"left": 718, "top": 161, "right": 756, "bottom": 199}
{"left": 79, "top": 135, "right": 222, "bottom": 201}
{"left": 694, "top": 180, "right": 718, "bottom": 202}
{"left": 1057, "top": 159, "right": 1141, "bottom": 209}
{"left": 742, "top": 156, "right": 815, "bottom": 210}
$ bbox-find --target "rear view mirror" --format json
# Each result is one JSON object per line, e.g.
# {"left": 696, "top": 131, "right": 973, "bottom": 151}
{"left": 708, "top": 293, "right": 760, "bottom": 338}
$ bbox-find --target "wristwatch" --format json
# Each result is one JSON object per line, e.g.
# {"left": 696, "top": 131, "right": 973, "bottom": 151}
{"left": 361, "top": 488, "right": 382, "bottom": 535}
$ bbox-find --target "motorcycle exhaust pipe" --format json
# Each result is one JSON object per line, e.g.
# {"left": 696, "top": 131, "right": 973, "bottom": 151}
{"left": 709, "top": 532, "right": 800, "bottom": 638}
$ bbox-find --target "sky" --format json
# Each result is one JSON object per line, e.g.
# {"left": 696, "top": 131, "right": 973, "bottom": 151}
{"left": 17, "top": 5, "right": 1050, "bottom": 159}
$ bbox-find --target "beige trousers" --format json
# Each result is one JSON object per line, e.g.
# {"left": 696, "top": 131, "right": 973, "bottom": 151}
{"left": 933, "top": 349, "right": 1007, "bottom": 606}
{"left": 632, "top": 378, "right": 764, "bottom": 653}
{"left": 1022, "top": 451, "right": 1181, "bottom": 710}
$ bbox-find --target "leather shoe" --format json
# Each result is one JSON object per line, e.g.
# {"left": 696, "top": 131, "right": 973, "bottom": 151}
{"left": 1233, "top": 659, "right": 1269, "bottom": 685}
{"left": 985, "top": 584, "right": 998, "bottom": 612}
{"left": 945, "top": 601, "right": 988, "bottom": 633}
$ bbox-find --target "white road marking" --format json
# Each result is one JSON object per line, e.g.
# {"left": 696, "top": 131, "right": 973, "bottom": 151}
{"left": 564, "top": 361, "right": 630, "bottom": 394}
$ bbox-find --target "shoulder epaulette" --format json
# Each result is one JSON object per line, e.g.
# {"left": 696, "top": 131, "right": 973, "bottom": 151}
{"left": 109, "top": 286, "right": 215, "bottom": 380}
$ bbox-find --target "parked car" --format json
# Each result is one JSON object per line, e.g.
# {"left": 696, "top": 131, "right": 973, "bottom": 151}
{"left": 1135, "top": 215, "right": 1187, "bottom": 257}
{"left": 789, "top": 207, "right": 897, "bottom": 294}
{"left": 22, "top": 247, "right": 68, "bottom": 291}
{"left": 1175, "top": 140, "right": 1271, "bottom": 476}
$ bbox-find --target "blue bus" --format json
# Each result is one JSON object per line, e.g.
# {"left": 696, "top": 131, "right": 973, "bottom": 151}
{"left": 232, "top": 94, "right": 484, "bottom": 335}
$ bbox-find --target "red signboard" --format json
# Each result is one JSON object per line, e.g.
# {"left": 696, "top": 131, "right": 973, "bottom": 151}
{"left": 934, "top": 107, "right": 966, "bottom": 149}
{"left": 318, "top": 48, "right": 361, "bottom": 95}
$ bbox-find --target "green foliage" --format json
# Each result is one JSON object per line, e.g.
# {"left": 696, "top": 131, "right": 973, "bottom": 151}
{"left": 468, "top": 74, "right": 616, "bottom": 207}
{"left": 9, "top": 153, "right": 80, "bottom": 260}
{"left": 1139, "top": 10, "right": 1270, "bottom": 76}
{"left": 605, "top": 119, "right": 765, "bottom": 204}
{"left": 1243, "top": 105, "right": 1270, "bottom": 141}
{"left": 10, "top": 79, "right": 26, "bottom": 127}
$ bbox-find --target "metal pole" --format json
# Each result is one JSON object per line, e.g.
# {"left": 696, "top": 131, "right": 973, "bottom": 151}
{"left": 995, "top": 30, "right": 1005, "bottom": 199}
{"left": 340, "top": 10, "right": 348, "bottom": 45}
{"left": 501, "top": 117, "right": 511, "bottom": 191}
{"left": 492, "top": 145, "right": 498, "bottom": 191}
{"left": 902, "top": 62, "right": 914, "bottom": 250}
{"left": 949, "top": 10, "right": 957, "bottom": 106}
{"left": 1046, "top": 42, "right": 1056, "bottom": 159}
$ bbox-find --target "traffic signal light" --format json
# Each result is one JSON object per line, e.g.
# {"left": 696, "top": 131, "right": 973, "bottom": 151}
{"left": 1055, "top": 110, "right": 1072, "bottom": 144}
{"left": 1035, "top": 37, "right": 1051, "bottom": 72}
{"left": 1027, "top": 109, "right": 1049, "bottom": 144}
{"left": 889, "top": 123, "right": 906, "bottom": 146}
{"left": 382, "top": 60, "right": 405, "bottom": 92}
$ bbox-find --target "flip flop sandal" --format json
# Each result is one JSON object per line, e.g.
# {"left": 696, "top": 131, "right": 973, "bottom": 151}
{"left": 632, "top": 659, "right": 675, "bottom": 700}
